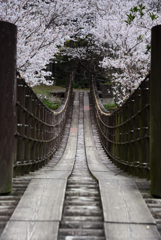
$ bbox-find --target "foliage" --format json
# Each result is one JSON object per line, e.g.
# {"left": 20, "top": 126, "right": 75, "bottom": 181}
{"left": 52, "top": 35, "right": 106, "bottom": 88}
{"left": 94, "top": 0, "right": 161, "bottom": 105}
{"left": 104, "top": 102, "right": 117, "bottom": 110}
{"left": 32, "top": 84, "right": 54, "bottom": 94}
{"left": 1, "top": 0, "right": 161, "bottom": 105}
{"left": 32, "top": 84, "right": 63, "bottom": 110}
{"left": 0, "top": 0, "right": 93, "bottom": 86}
{"left": 104, "top": 82, "right": 111, "bottom": 85}
{"left": 43, "top": 99, "right": 61, "bottom": 110}
{"left": 32, "top": 84, "right": 54, "bottom": 99}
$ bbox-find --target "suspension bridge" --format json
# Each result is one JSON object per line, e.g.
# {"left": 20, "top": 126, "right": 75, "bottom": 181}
{"left": 1, "top": 21, "right": 161, "bottom": 240}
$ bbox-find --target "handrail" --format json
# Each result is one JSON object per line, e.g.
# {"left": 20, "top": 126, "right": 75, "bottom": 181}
{"left": 14, "top": 72, "right": 73, "bottom": 176}
{"left": 0, "top": 20, "right": 74, "bottom": 193}
{"left": 90, "top": 72, "right": 150, "bottom": 179}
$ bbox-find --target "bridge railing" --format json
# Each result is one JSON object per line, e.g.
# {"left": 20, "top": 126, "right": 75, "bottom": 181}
{"left": 14, "top": 73, "right": 73, "bottom": 177}
{"left": 90, "top": 73, "right": 150, "bottom": 179}
{"left": 90, "top": 25, "right": 161, "bottom": 197}
{"left": 0, "top": 19, "right": 73, "bottom": 194}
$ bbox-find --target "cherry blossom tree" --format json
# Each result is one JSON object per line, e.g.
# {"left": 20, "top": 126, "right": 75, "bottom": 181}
{"left": 0, "top": 0, "right": 94, "bottom": 86}
{"left": 0, "top": 0, "right": 161, "bottom": 104}
{"left": 91, "top": 0, "right": 161, "bottom": 104}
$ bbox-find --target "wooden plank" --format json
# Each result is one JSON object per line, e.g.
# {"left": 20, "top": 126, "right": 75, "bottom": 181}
{"left": 31, "top": 170, "right": 71, "bottom": 179}
{"left": 11, "top": 179, "right": 66, "bottom": 221}
{"left": 83, "top": 92, "right": 157, "bottom": 234}
{"left": 84, "top": 106, "right": 89, "bottom": 111}
{"left": 86, "top": 148, "right": 110, "bottom": 172}
{"left": 60, "top": 117, "right": 77, "bottom": 157}
{"left": 46, "top": 111, "right": 77, "bottom": 171}
{"left": 92, "top": 171, "right": 132, "bottom": 180}
{"left": 84, "top": 94, "right": 89, "bottom": 106}
{"left": 104, "top": 223, "right": 160, "bottom": 240}
{"left": 84, "top": 116, "right": 95, "bottom": 147}
{"left": 62, "top": 146, "right": 77, "bottom": 159}
{"left": 84, "top": 94, "right": 107, "bottom": 173}
{"left": 52, "top": 160, "right": 75, "bottom": 171}
{"left": 52, "top": 140, "right": 76, "bottom": 171}
{"left": 71, "top": 92, "right": 79, "bottom": 128}
{"left": 1, "top": 221, "right": 59, "bottom": 240}
{"left": 65, "top": 135, "right": 77, "bottom": 150}
{"left": 100, "top": 179, "right": 155, "bottom": 224}
{"left": 70, "top": 127, "right": 78, "bottom": 133}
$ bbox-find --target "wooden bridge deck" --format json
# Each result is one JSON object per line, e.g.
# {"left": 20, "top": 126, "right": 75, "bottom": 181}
{"left": 0, "top": 92, "right": 160, "bottom": 240}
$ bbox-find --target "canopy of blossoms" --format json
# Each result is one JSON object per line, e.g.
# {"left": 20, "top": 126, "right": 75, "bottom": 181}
{"left": 0, "top": 0, "right": 161, "bottom": 104}
{"left": 0, "top": 0, "right": 93, "bottom": 85}
{"left": 92, "top": 0, "right": 161, "bottom": 104}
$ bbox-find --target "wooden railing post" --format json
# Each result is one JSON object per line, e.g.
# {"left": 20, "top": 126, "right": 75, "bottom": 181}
{"left": 0, "top": 21, "right": 17, "bottom": 193}
{"left": 150, "top": 25, "right": 161, "bottom": 197}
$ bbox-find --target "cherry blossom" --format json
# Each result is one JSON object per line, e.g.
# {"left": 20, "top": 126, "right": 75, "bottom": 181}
{"left": 91, "top": 0, "right": 161, "bottom": 104}
{"left": 0, "top": 0, "right": 161, "bottom": 104}
{"left": 0, "top": 0, "right": 93, "bottom": 86}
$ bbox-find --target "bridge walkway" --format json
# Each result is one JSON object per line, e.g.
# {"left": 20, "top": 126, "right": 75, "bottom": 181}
{"left": 0, "top": 91, "right": 160, "bottom": 240}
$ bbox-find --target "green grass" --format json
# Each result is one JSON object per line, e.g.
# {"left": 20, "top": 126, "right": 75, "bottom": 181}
{"left": 32, "top": 85, "right": 55, "bottom": 99}
{"left": 32, "top": 84, "right": 63, "bottom": 110}
{"left": 32, "top": 84, "right": 66, "bottom": 96}
{"left": 104, "top": 81, "right": 111, "bottom": 85}
{"left": 104, "top": 102, "right": 117, "bottom": 110}
{"left": 43, "top": 99, "right": 61, "bottom": 110}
